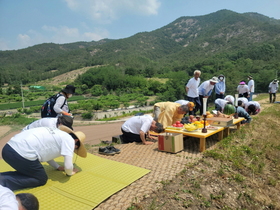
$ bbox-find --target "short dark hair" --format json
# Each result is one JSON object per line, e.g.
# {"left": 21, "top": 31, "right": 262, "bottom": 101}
{"left": 16, "top": 193, "right": 39, "bottom": 210}
{"left": 248, "top": 104, "right": 256, "bottom": 115}
{"left": 238, "top": 101, "right": 243, "bottom": 106}
{"left": 154, "top": 122, "right": 164, "bottom": 133}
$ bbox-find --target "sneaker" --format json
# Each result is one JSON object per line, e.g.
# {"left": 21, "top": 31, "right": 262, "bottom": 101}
{"left": 106, "top": 146, "right": 121, "bottom": 154}
{"left": 98, "top": 147, "right": 116, "bottom": 155}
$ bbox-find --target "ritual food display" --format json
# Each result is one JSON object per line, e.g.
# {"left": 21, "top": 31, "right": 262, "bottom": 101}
{"left": 166, "top": 121, "right": 184, "bottom": 130}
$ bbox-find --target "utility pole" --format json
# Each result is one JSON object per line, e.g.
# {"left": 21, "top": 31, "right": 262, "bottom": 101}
{"left": 21, "top": 82, "right": 25, "bottom": 109}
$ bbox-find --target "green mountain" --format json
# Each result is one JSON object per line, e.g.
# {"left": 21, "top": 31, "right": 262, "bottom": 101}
{"left": 1, "top": 9, "right": 280, "bottom": 91}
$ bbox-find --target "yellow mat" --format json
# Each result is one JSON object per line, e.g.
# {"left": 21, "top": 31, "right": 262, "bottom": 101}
{"left": 0, "top": 153, "right": 150, "bottom": 210}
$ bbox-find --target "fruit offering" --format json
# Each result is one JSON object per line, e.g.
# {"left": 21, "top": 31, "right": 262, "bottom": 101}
{"left": 172, "top": 121, "right": 184, "bottom": 128}
{"left": 184, "top": 123, "right": 198, "bottom": 131}
{"left": 193, "top": 120, "right": 209, "bottom": 128}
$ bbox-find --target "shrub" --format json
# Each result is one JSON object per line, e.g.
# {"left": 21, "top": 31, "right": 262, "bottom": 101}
{"left": 81, "top": 112, "right": 93, "bottom": 120}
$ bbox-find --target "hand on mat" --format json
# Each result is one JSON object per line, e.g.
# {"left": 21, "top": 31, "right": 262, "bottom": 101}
{"left": 57, "top": 166, "right": 65, "bottom": 171}
{"left": 72, "top": 168, "right": 79, "bottom": 175}
{"left": 150, "top": 136, "right": 158, "bottom": 140}
{"left": 144, "top": 141, "right": 154, "bottom": 145}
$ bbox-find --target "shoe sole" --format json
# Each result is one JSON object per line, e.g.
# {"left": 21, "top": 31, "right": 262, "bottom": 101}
{"left": 106, "top": 146, "right": 121, "bottom": 154}
{"left": 98, "top": 151, "right": 116, "bottom": 156}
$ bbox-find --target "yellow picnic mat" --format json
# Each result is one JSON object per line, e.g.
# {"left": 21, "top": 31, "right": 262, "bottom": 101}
{"left": 0, "top": 153, "right": 150, "bottom": 210}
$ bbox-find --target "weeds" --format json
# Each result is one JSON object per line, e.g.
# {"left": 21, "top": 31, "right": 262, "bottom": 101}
{"left": 127, "top": 94, "right": 280, "bottom": 210}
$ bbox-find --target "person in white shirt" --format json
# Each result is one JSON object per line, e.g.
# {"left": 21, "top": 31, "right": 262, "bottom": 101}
{"left": 237, "top": 81, "right": 249, "bottom": 98}
{"left": 121, "top": 115, "right": 164, "bottom": 145}
{"left": 238, "top": 97, "right": 249, "bottom": 108}
{"left": 214, "top": 99, "right": 232, "bottom": 112}
{"left": 22, "top": 115, "right": 73, "bottom": 131}
{"left": 0, "top": 185, "right": 39, "bottom": 210}
{"left": 0, "top": 126, "right": 87, "bottom": 191}
{"left": 185, "top": 70, "right": 201, "bottom": 115}
{"left": 0, "top": 185, "right": 19, "bottom": 209}
{"left": 53, "top": 85, "right": 76, "bottom": 117}
{"left": 198, "top": 77, "right": 219, "bottom": 115}
{"left": 269, "top": 79, "right": 279, "bottom": 103}
{"left": 245, "top": 101, "right": 261, "bottom": 115}
{"left": 224, "top": 95, "right": 235, "bottom": 104}
{"left": 247, "top": 75, "right": 255, "bottom": 101}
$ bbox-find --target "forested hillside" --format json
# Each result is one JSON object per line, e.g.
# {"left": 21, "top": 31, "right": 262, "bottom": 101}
{"left": 1, "top": 9, "right": 280, "bottom": 100}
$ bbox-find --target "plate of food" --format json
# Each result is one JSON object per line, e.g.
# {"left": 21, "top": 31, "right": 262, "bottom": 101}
{"left": 206, "top": 126, "right": 219, "bottom": 130}
{"left": 166, "top": 126, "right": 183, "bottom": 130}
{"left": 183, "top": 129, "right": 198, "bottom": 132}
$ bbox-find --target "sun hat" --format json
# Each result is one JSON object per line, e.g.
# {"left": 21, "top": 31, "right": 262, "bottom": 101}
{"left": 239, "top": 81, "right": 246, "bottom": 85}
{"left": 58, "top": 115, "right": 74, "bottom": 130}
{"left": 273, "top": 79, "right": 279, "bottom": 83}
{"left": 59, "top": 125, "right": 87, "bottom": 158}
{"left": 62, "top": 85, "right": 76, "bottom": 94}
{"left": 209, "top": 77, "right": 219, "bottom": 83}
{"left": 187, "top": 102, "right": 195, "bottom": 111}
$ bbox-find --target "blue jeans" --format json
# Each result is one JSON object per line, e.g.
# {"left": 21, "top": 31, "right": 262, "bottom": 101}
{"left": 0, "top": 144, "right": 48, "bottom": 191}
{"left": 248, "top": 92, "right": 254, "bottom": 101}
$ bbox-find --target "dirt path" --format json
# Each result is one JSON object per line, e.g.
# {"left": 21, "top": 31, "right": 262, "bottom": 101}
{"left": 0, "top": 120, "right": 127, "bottom": 159}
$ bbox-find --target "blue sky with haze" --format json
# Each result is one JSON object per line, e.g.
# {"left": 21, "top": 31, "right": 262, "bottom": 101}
{"left": 0, "top": 0, "right": 279, "bottom": 51}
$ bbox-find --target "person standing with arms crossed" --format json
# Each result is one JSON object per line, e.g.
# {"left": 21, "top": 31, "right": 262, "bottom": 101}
{"left": 185, "top": 70, "right": 201, "bottom": 116}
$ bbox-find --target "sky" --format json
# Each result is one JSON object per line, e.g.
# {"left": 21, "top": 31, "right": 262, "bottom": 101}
{"left": 0, "top": 0, "right": 280, "bottom": 51}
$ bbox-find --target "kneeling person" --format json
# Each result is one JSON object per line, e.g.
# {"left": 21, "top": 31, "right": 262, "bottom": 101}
{"left": 214, "top": 98, "right": 232, "bottom": 112}
{"left": 121, "top": 115, "right": 164, "bottom": 145}
{"left": 22, "top": 115, "right": 73, "bottom": 131}
{"left": 0, "top": 126, "right": 87, "bottom": 191}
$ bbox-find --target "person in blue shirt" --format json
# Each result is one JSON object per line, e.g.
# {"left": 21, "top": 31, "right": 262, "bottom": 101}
{"left": 237, "top": 101, "right": 252, "bottom": 124}
{"left": 215, "top": 74, "right": 226, "bottom": 99}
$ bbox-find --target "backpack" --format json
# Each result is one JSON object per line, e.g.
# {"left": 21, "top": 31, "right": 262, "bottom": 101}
{"left": 41, "top": 93, "right": 66, "bottom": 118}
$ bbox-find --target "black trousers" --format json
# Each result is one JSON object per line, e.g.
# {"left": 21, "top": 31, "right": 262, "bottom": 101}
{"left": 121, "top": 128, "right": 146, "bottom": 143}
{"left": 215, "top": 94, "right": 224, "bottom": 99}
{"left": 1, "top": 144, "right": 48, "bottom": 191}
{"left": 269, "top": 93, "right": 276, "bottom": 103}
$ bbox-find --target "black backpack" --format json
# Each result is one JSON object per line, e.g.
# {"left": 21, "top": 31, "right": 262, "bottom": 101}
{"left": 41, "top": 93, "right": 66, "bottom": 118}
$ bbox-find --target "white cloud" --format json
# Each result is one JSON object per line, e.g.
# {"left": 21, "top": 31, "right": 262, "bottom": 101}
{"left": 83, "top": 29, "right": 109, "bottom": 41}
{"left": 64, "top": 0, "right": 161, "bottom": 23}
{"left": 63, "top": 0, "right": 80, "bottom": 10}
{"left": 17, "top": 34, "right": 32, "bottom": 49}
